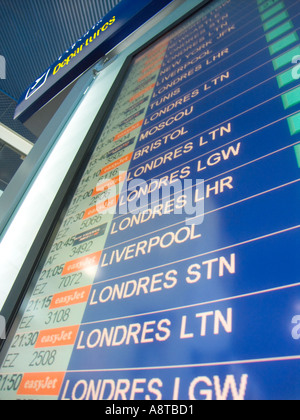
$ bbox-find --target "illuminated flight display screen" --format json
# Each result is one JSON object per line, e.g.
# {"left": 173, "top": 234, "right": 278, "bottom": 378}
{"left": 1, "top": 0, "right": 300, "bottom": 400}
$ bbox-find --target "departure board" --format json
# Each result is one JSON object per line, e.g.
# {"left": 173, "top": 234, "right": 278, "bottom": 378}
{"left": 1, "top": 0, "right": 300, "bottom": 400}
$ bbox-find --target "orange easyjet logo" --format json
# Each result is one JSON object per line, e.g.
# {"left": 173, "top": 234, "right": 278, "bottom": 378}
{"left": 83, "top": 195, "right": 119, "bottom": 220}
{"left": 114, "top": 120, "right": 144, "bottom": 142}
{"left": 62, "top": 251, "right": 102, "bottom": 276}
{"left": 92, "top": 172, "right": 127, "bottom": 197}
{"left": 50, "top": 286, "right": 91, "bottom": 309}
{"left": 35, "top": 325, "right": 80, "bottom": 348}
{"left": 17, "top": 372, "right": 65, "bottom": 396}
{"left": 100, "top": 153, "right": 133, "bottom": 176}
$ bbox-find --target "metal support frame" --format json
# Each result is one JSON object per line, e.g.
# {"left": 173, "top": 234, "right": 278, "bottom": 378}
{"left": 0, "top": 123, "right": 33, "bottom": 157}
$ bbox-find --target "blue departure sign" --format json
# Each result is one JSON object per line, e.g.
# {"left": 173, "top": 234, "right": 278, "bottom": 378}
{"left": 1, "top": 0, "right": 300, "bottom": 400}
{"left": 14, "top": 0, "right": 175, "bottom": 123}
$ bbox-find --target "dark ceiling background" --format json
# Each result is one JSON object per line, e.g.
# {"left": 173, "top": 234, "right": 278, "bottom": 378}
{"left": 0, "top": 0, "right": 122, "bottom": 192}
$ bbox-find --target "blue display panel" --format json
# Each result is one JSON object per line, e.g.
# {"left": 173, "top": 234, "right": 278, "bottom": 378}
{"left": 1, "top": 0, "right": 300, "bottom": 400}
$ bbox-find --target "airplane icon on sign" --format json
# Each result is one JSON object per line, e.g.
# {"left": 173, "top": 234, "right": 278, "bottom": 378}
{"left": 25, "top": 68, "right": 51, "bottom": 100}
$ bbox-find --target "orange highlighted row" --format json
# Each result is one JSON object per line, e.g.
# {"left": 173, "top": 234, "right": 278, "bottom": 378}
{"left": 35, "top": 325, "right": 80, "bottom": 348}
{"left": 50, "top": 286, "right": 91, "bottom": 309}
{"left": 142, "top": 56, "right": 165, "bottom": 73}
{"left": 114, "top": 120, "right": 144, "bottom": 142}
{"left": 138, "top": 65, "right": 162, "bottom": 82}
{"left": 134, "top": 39, "right": 169, "bottom": 64}
{"left": 130, "top": 84, "right": 156, "bottom": 102}
{"left": 18, "top": 372, "right": 65, "bottom": 396}
{"left": 83, "top": 195, "right": 119, "bottom": 220}
{"left": 144, "top": 50, "right": 166, "bottom": 66}
{"left": 92, "top": 172, "right": 127, "bottom": 197}
{"left": 100, "top": 152, "right": 133, "bottom": 175}
{"left": 146, "top": 39, "right": 170, "bottom": 58}
{"left": 62, "top": 251, "right": 102, "bottom": 276}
